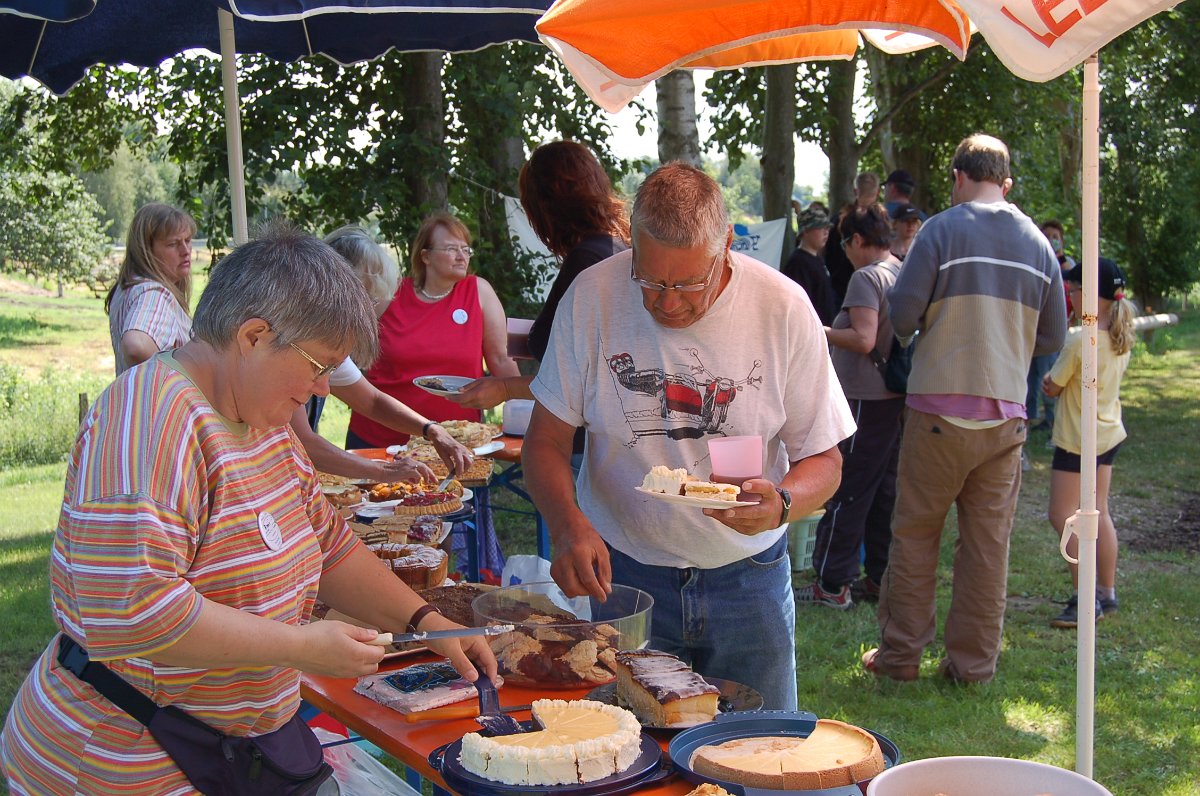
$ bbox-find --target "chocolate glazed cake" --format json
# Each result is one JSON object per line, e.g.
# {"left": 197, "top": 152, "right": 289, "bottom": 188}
{"left": 614, "top": 650, "right": 720, "bottom": 727}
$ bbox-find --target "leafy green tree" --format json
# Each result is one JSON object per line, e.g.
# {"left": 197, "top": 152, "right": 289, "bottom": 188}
{"left": 1096, "top": 5, "right": 1200, "bottom": 310}
{"left": 0, "top": 170, "right": 109, "bottom": 296}
{"left": 0, "top": 82, "right": 112, "bottom": 295}
{"left": 80, "top": 140, "right": 179, "bottom": 240}
{"left": 21, "top": 45, "right": 626, "bottom": 310}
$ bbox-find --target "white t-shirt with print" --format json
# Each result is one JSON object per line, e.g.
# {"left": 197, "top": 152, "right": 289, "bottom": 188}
{"left": 532, "top": 250, "right": 854, "bottom": 569}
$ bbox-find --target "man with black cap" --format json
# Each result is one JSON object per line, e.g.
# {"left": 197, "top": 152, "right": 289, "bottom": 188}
{"left": 883, "top": 169, "right": 927, "bottom": 222}
{"left": 783, "top": 206, "right": 837, "bottom": 324}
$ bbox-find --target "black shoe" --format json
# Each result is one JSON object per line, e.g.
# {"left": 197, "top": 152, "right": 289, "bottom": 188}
{"left": 849, "top": 576, "right": 881, "bottom": 603}
{"left": 1050, "top": 595, "right": 1104, "bottom": 629}
{"left": 1099, "top": 594, "right": 1119, "bottom": 616}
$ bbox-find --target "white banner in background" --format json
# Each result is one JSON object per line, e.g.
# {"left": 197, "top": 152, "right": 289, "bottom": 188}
{"left": 503, "top": 195, "right": 557, "bottom": 302}
{"left": 732, "top": 218, "right": 786, "bottom": 269}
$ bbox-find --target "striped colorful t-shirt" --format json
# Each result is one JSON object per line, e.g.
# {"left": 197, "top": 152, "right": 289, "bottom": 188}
{"left": 108, "top": 280, "right": 192, "bottom": 376}
{"left": 1, "top": 354, "right": 358, "bottom": 794}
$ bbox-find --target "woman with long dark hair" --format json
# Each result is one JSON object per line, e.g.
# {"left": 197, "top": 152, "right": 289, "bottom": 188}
{"left": 451, "top": 140, "right": 631, "bottom": 409}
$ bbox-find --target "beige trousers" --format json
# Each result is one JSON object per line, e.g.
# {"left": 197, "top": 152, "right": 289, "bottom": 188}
{"left": 875, "top": 409, "right": 1025, "bottom": 682}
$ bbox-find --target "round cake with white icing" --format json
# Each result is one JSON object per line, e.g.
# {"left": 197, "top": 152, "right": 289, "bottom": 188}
{"left": 458, "top": 699, "right": 642, "bottom": 786}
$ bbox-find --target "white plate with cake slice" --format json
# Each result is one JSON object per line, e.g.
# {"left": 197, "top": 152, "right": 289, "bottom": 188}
{"left": 586, "top": 676, "right": 763, "bottom": 731}
{"left": 413, "top": 374, "right": 473, "bottom": 397}
{"left": 635, "top": 487, "right": 756, "bottom": 510}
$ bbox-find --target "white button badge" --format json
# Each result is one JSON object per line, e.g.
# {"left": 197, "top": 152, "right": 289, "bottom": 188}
{"left": 258, "top": 511, "right": 283, "bottom": 551}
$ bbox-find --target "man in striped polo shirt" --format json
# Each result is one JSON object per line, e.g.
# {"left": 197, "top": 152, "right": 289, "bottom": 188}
{"left": 863, "top": 134, "right": 1068, "bottom": 684}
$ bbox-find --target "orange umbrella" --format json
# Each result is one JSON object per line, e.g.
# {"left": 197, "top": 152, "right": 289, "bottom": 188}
{"left": 537, "top": 0, "right": 1182, "bottom": 781}
{"left": 537, "top": 0, "right": 1172, "bottom": 112}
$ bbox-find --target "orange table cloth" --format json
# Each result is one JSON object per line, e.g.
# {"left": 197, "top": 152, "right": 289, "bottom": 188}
{"left": 301, "top": 655, "right": 691, "bottom": 795}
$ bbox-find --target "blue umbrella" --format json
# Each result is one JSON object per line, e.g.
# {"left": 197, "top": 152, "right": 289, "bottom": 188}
{"left": 0, "top": 0, "right": 552, "bottom": 240}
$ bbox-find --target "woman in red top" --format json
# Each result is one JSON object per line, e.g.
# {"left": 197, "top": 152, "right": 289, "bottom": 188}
{"left": 347, "top": 212, "right": 519, "bottom": 448}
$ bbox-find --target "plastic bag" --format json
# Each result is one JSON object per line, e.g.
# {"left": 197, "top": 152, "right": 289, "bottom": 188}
{"left": 499, "top": 556, "right": 591, "bottom": 618}
{"left": 312, "top": 728, "right": 420, "bottom": 796}
{"left": 500, "top": 554, "right": 553, "bottom": 586}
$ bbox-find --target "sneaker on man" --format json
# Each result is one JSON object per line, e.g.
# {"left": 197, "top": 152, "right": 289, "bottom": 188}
{"left": 1050, "top": 594, "right": 1104, "bottom": 629}
{"left": 795, "top": 581, "right": 853, "bottom": 609}
{"left": 1098, "top": 594, "right": 1119, "bottom": 616}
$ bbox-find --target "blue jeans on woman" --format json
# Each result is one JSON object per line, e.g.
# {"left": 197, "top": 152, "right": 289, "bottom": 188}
{"left": 607, "top": 533, "right": 797, "bottom": 711}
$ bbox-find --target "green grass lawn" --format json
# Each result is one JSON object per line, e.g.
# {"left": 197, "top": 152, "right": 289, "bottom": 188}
{"left": 1, "top": 274, "right": 1198, "bottom": 794}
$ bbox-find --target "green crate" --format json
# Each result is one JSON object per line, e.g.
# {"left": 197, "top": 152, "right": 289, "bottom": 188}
{"left": 788, "top": 511, "right": 825, "bottom": 572}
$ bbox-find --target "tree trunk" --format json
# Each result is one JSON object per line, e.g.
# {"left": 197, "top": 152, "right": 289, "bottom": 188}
{"left": 478, "top": 132, "right": 525, "bottom": 275}
{"left": 397, "top": 52, "right": 448, "bottom": 215}
{"left": 1055, "top": 95, "right": 1083, "bottom": 229}
{"left": 762, "top": 64, "right": 797, "bottom": 265}
{"left": 824, "top": 59, "right": 859, "bottom": 213}
{"left": 656, "top": 71, "right": 701, "bottom": 166}
{"left": 864, "top": 48, "right": 895, "bottom": 171}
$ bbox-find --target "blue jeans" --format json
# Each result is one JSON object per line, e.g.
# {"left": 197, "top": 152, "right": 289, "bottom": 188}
{"left": 607, "top": 534, "right": 797, "bottom": 710}
{"left": 1026, "top": 353, "right": 1056, "bottom": 424}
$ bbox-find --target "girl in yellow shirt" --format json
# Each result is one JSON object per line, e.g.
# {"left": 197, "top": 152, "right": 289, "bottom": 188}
{"left": 1042, "top": 257, "right": 1135, "bottom": 628}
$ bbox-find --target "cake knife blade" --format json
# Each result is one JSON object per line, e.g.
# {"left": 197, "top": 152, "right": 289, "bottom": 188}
{"left": 403, "top": 703, "right": 532, "bottom": 723}
{"left": 435, "top": 467, "right": 457, "bottom": 493}
{"left": 366, "top": 624, "right": 514, "bottom": 646}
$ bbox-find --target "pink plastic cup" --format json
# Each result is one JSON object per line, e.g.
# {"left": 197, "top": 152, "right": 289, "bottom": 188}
{"left": 707, "top": 435, "right": 764, "bottom": 501}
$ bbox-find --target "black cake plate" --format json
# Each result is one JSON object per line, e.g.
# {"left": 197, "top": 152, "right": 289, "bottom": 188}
{"left": 668, "top": 710, "right": 901, "bottom": 796}
{"left": 429, "top": 728, "right": 673, "bottom": 796}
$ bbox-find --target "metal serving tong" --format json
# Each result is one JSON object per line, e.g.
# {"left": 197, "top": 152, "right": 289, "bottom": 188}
{"left": 473, "top": 673, "right": 525, "bottom": 736}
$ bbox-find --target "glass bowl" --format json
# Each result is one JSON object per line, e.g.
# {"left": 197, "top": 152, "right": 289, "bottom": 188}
{"left": 472, "top": 581, "right": 653, "bottom": 688}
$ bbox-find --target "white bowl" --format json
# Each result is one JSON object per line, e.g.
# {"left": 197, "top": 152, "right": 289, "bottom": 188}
{"left": 866, "top": 756, "right": 1113, "bottom": 796}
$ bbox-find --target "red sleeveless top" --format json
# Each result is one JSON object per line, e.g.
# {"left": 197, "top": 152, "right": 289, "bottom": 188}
{"left": 348, "top": 276, "right": 485, "bottom": 446}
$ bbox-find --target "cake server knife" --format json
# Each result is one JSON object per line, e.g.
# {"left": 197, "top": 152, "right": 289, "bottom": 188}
{"left": 435, "top": 466, "right": 457, "bottom": 493}
{"left": 475, "top": 673, "right": 525, "bottom": 735}
{"left": 403, "top": 703, "right": 532, "bottom": 723}
{"left": 366, "top": 624, "right": 514, "bottom": 646}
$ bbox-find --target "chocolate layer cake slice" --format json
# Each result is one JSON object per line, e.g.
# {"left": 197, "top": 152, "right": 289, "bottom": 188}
{"left": 614, "top": 649, "right": 720, "bottom": 727}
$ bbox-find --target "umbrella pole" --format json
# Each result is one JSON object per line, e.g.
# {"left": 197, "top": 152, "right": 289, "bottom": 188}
{"left": 218, "top": 9, "right": 249, "bottom": 246}
{"left": 1074, "top": 52, "right": 1101, "bottom": 780}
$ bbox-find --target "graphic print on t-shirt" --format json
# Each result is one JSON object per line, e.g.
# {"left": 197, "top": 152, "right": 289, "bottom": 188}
{"left": 606, "top": 348, "right": 762, "bottom": 442}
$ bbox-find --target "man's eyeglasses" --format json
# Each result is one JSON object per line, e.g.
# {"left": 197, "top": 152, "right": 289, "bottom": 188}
{"left": 630, "top": 252, "right": 721, "bottom": 293}
{"left": 289, "top": 342, "right": 338, "bottom": 381}
{"left": 426, "top": 245, "right": 474, "bottom": 258}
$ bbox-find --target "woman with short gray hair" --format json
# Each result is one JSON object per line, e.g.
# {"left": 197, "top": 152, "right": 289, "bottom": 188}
{"left": 1, "top": 222, "right": 498, "bottom": 794}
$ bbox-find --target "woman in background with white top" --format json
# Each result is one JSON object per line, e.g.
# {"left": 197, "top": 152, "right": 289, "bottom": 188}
{"left": 105, "top": 203, "right": 195, "bottom": 375}
{"left": 288, "top": 226, "right": 473, "bottom": 483}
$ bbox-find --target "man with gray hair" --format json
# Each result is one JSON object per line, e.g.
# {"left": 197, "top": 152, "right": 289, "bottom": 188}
{"left": 863, "top": 134, "right": 1067, "bottom": 684}
{"left": 524, "top": 162, "right": 854, "bottom": 710}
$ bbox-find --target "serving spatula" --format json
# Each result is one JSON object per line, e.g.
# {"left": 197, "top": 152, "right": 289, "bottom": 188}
{"left": 473, "top": 673, "right": 525, "bottom": 736}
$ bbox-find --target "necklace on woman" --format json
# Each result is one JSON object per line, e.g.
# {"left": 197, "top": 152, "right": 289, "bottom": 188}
{"left": 418, "top": 283, "right": 453, "bottom": 301}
